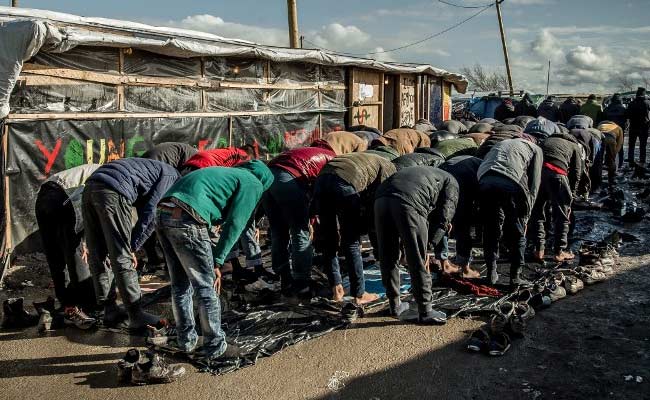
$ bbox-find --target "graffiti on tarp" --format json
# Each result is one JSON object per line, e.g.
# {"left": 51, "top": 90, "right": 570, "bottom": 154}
{"left": 400, "top": 76, "right": 416, "bottom": 127}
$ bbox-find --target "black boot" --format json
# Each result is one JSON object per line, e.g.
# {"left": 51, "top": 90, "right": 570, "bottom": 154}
{"left": 127, "top": 302, "right": 162, "bottom": 332}
{"left": 2, "top": 298, "right": 39, "bottom": 329}
{"left": 100, "top": 301, "right": 128, "bottom": 327}
{"left": 510, "top": 266, "right": 533, "bottom": 290}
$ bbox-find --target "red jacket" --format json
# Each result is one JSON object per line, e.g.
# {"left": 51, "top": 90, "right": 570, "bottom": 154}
{"left": 183, "top": 148, "right": 250, "bottom": 169}
{"left": 268, "top": 146, "right": 336, "bottom": 184}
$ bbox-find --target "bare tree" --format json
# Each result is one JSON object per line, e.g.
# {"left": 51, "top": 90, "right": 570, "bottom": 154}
{"left": 460, "top": 64, "right": 509, "bottom": 92}
{"left": 616, "top": 74, "right": 636, "bottom": 92}
{"left": 641, "top": 73, "right": 650, "bottom": 90}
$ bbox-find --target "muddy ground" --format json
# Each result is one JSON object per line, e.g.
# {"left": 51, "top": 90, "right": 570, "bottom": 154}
{"left": 1, "top": 185, "right": 650, "bottom": 399}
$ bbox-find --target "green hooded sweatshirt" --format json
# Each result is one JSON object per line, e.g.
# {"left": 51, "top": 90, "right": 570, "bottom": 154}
{"left": 163, "top": 159, "right": 273, "bottom": 265}
{"left": 579, "top": 99, "right": 603, "bottom": 123}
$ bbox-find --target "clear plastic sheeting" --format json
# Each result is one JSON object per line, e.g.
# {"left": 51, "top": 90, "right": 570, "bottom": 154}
{"left": 206, "top": 88, "right": 267, "bottom": 113}
{"left": 319, "top": 65, "right": 346, "bottom": 85}
{"left": 267, "top": 89, "right": 319, "bottom": 112}
{"left": 124, "top": 86, "right": 201, "bottom": 113}
{"left": 232, "top": 112, "right": 320, "bottom": 156}
{"left": 320, "top": 90, "right": 346, "bottom": 112}
{"left": 31, "top": 45, "right": 119, "bottom": 73}
{"left": 321, "top": 112, "right": 346, "bottom": 134}
{"left": 205, "top": 57, "right": 265, "bottom": 83}
{"left": 270, "top": 61, "right": 318, "bottom": 84}
{"left": 123, "top": 49, "right": 201, "bottom": 78}
{"left": 10, "top": 82, "right": 117, "bottom": 113}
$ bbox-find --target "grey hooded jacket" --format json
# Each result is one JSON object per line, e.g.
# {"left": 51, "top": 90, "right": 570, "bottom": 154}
{"left": 478, "top": 138, "right": 543, "bottom": 216}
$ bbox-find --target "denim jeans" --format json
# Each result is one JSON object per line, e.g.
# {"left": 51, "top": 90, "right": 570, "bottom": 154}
{"left": 313, "top": 174, "right": 365, "bottom": 297}
{"left": 225, "top": 219, "right": 263, "bottom": 267}
{"left": 156, "top": 208, "right": 227, "bottom": 358}
{"left": 82, "top": 181, "right": 141, "bottom": 306}
{"left": 263, "top": 168, "right": 312, "bottom": 287}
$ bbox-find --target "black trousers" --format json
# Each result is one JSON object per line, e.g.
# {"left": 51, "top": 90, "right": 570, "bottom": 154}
{"left": 479, "top": 174, "right": 527, "bottom": 272}
{"left": 35, "top": 183, "right": 95, "bottom": 309}
{"left": 628, "top": 128, "right": 649, "bottom": 164}
{"left": 530, "top": 169, "right": 572, "bottom": 254}
{"left": 375, "top": 196, "right": 433, "bottom": 314}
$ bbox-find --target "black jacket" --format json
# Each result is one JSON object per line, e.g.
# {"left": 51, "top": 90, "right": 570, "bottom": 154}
{"left": 475, "top": 131, "right": 522, "bottom": 158}
{"left": 393, "top": 147, "right": 445, "bottom": 170}
{"left": 625, "top": 96, "right": 650, "bottom": 133}
{"left": 603, "top": 98, "right": 627, "bottom": 129}
{"left": 439, "top": 155, "right": 482, "bottom": 209}
{"left": 540, "top": 133, "right": 584, "bottom": 195}
{"left": 376, "top": 166, "right": 459, "bottom": 245}
{"left": 537, "top": 98, "right": 561, "bottom": 122}
{"left": 87, "top": 158, "right": 180, "bottom": 250}
{"left": 142, "top": 142, "right": 197, "bottom": 170}
{"left": 494, "top": 101, "right": 516, "bottom": 122}
{"left": 559, "top": 98, "right": 581, "bottom": 123}
{"left": 515, "top": 94, "right": 538, "bottom": 117}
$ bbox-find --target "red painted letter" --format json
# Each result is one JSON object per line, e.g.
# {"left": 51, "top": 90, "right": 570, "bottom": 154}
{"left": 35, "top": 139, "right": 62, "bottom": 175}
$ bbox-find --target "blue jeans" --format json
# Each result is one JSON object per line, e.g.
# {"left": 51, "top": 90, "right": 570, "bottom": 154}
{"left": 225, "top": 219, "right": 262, "bottom": 267}
{"left": 156, "top": 209, "right": 227, "bottom": 359}
{"left": 263, "top": 168, "right": 312, "bottom": 287}
{"left": 313, "top": 174, "right": 365, "bottom": 297}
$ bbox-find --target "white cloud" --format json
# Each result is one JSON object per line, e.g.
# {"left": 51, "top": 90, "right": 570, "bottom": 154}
{"left": 565, "top": 46, "right": 611, "bottom": 71}
{"left": 368, "top": 47, "right": 396, "bottom": 63}
{"left": 310, "top": 23, "right": 370, "bottom": 49}
{"left": 530, "top": 29, "right": 563, "bottom": 61}
{"left": 171, "top": 14, "right": 288, "bottom": 46}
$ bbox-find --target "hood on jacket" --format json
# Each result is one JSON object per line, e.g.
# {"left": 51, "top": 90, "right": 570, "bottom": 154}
{"left": 636, "top": 87, "right": 647, "bottom": 98}
{"left": 524, "top": 117, "right": 559, "bottom": 137}
{"left": 365, "top": 145, "right": 400, "bottom": 159}
{"left": 550, "top": 132, "right": 580, "bottom": 145}
{"left": 235, "top": 160, "right": 273, "bottom": 191}
{"left": 310, "top": 139, "right": 335, "bottom": 152}
{"left": 563, "top": 97, "right": 578, "bottom": 105}
{"left": 414, "top": 146, "right": 445, "bottom": 158}
{"left": 566, "top": 115, "right": 594, "bottom": 130}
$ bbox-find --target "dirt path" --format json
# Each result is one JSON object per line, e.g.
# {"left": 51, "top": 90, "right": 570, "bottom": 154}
{"left": 1, "top": 244, "right": 648, "bottom": 400}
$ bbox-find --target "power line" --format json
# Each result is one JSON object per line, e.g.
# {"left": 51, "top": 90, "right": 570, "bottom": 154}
{"left": 438, "top": 0, "right": 493, "bottom": 9}
{"left": 303, "top": 3, "right": 493, "bottom": 56}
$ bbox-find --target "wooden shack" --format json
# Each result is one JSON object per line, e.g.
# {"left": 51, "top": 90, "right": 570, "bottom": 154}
{"left": 0, "top": 6, "right": 467, "bottom": 272}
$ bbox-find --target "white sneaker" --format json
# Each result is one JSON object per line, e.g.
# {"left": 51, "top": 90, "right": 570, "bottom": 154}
{"left": 244, "top": 278, "right": 280, "bottom": 293}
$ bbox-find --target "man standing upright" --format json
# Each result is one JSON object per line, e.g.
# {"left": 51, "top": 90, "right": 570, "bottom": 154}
{"left": 580, "top": 94, "right": 603, "bottom": 123}
{"left": 625, "top": 87, "right": 650, "bottom": 166}
{"left": 478, "top": 139, "right": 543, "bottom": 288}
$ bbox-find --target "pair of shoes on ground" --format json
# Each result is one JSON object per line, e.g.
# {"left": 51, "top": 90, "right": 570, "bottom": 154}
{"left": 574, "top": 266, "right": 608, "bottom": 285}
{"left": 467, "top": 328, "right": 512, "bottom": 356}
{"left": 387, "top": 300, "right": 447, "bottom": 325}
{"left": 117, "top": 348, "right": 185, "bottom": 385}
{"left": 578, "top": 242, "right": 618, "bottom": 267}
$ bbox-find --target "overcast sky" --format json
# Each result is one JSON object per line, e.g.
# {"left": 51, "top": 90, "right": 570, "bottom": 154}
{"left": 10, "top": 0, "right": 650, "bottom": 93}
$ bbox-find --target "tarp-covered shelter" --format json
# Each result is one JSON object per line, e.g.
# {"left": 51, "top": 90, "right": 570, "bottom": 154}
{"left": 0, "top": 6, "right": 467, "bottom": 279}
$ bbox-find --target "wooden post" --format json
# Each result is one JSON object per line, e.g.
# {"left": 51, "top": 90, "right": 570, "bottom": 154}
{"left": 11, "top": 0, "right": 18, "bottom": 7}
{"left": 495, "top": 0, "right": 514, "bottom": 95}
{"left": 286, "top": 0, "right": 300, "bottom": 49}
{"left": 2, "top": 123, "right": 11, "bottom": 254}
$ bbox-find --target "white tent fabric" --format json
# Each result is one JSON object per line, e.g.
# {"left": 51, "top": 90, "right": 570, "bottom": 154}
{"left": 0, "top": 6, "right": 468, "bottom": 118}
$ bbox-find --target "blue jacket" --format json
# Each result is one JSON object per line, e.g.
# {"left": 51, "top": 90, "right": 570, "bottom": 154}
{"left": 87, "top": 158, "right": 180, "bottom": 250}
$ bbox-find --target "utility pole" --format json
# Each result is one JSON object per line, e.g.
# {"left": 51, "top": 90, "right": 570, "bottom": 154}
{"left": 495, "top": 0, "right": 514, "bottom": 95}
{"left": 546, "top": 60, "right": 551, "bottom": 95}
{"left": 300, "top": 35, "right": 304, "bottom": 49}
{"left": 11, "top": 0, "right": 18, "bottom": 7}
{"left": 286, "top": 0, "right": 300, "bottom": 49}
